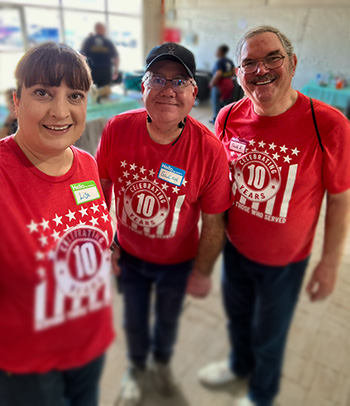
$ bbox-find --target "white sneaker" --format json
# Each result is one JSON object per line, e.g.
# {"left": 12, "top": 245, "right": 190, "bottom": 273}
{"left": 152, "top": 362, "right": 177, "bottom": 396}
{"left": 198, "top": 360, "right": 237, "bottom": 386}
{"left": 232, "top": 396, "right": 255, "bottom": 406}
{"left": 114, "top": 366, "right": 145, "bottom": 406}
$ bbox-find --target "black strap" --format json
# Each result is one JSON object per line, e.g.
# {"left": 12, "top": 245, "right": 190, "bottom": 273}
{"left": 221, "top": 103, "right": 236, "bottom": 140}
{"left": 310, "top": 97, "right": 324, "bottom": 152}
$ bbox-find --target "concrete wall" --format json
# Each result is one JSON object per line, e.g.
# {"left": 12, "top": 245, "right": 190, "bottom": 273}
{"left": 164, "top": 0, "right": 350, "bottom": 90}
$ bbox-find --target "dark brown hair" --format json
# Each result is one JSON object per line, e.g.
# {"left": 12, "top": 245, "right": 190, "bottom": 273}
{"left": 15, "top": 42, "right": 92, "bottom": 98}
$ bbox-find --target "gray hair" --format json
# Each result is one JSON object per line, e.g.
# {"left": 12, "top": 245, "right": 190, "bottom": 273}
{"left": 236, "top": 25, "right": 294, "bottom": 66}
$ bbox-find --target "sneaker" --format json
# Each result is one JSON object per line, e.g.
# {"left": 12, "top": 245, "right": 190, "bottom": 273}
{"left": 114, "top": 365, "right": 145, "bottom": 406}
{"left": 198, "top": 360, "right": 238, "bottom": 386}
{"left": 152, "top": 362, "right": 177, "bottom": 397}
{"left": 232, "top": 396, "right": 255, "bottom": 406}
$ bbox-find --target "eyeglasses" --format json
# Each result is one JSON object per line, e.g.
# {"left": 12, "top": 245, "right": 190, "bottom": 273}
{"left": 238, "top": 55, "right": 287, "bottom": 74}
{"left": 145, "top": 75, "right": 196, "bottom": 91}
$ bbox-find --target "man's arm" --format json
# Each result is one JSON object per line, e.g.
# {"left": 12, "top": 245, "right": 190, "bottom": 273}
{"left": 209, "top": 70, "right": 223, "bottom": 87}
{"left": 100, "top": 178, "right": 113, "bottom": 211}
{"left": 187, "top": 212, "right": 226, "bottom": 298}
{"left": 100, "top": 177, "right": 121, "bottom": 275}
{"left": 306, "top": 189, "right": 350, "bottom": 301}
{"left": 112, "top": 56, "right": 120, "bottom": 81}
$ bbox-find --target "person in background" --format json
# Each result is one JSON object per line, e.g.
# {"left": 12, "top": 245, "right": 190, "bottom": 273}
{"left": 199, "top": 26, "right": 350, "bottom": 406}
{"left": 0, "top": 88, "right": 18, "bottom": 139}
{"left": 209, "top": 44, "right": 235, "bottom": 124}
{"left": 81, "top": 22, "right": 119, "bottom": 88}
{"left": 0, "top": 43, "right": 115, "bottom": 406}
{"left": 95, "top": 42, "right": 233, "bottom": 406}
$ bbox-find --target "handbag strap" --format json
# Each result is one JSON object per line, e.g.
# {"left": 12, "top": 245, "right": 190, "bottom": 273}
{"left": 220, "top": 103, "right": 236, "bottom": 140}
{"left": 310, "top": 97, "right": 324, "bottom": 152}
{"left": 221, "top": 98, "right": 324, "bottom": 153}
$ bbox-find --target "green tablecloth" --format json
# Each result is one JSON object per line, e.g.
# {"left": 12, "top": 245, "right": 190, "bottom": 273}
{"left": 86, "top": 95, "right": 140, "bottom": 121}
{"left": 301, "top": 81, "right": 350, "bottom": 110}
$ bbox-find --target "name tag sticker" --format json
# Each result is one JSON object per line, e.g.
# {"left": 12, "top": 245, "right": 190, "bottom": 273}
{"left": 229, "top": 138, "right": 248, "bottom": 154}
{"left": 157, "top": 163, "right": 186, "bottom": 186}
{"left": 70, "top": 180, "right": 101, "bottom": 205}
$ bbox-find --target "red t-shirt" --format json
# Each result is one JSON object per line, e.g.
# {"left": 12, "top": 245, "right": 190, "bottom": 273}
{"left": 96, "top": 108, "right": 233, "bottom": 264}
{"left": 0, "top": 136, "right": 115, "bottom": 373}
{"left": 216, "top": 92, "right": 350, "bottom": 266}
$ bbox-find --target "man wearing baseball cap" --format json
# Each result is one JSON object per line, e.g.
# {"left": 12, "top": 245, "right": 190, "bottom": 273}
{"left": 95, "top": 43, "right": 232, "bottom": 406}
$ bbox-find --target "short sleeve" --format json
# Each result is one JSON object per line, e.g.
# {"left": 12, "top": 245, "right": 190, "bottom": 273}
{"left": 199, "top": 144, "right": 233, "bottom": 214}
{"left": 322, "top": 115, "right": 350, "bottom": 194}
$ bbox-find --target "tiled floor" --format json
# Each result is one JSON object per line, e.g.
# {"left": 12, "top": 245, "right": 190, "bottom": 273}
{"left": 99, "top": 100, "right": 350, "bottom": 406}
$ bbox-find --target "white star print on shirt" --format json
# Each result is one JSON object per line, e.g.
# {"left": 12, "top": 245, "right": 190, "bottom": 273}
{"left": 269, "top": 142, "right": 277, "bottom": 150}
{"left": 162, "top": 183, "right": 169, "bottom": 191}
{"left": 272, "top": 153, "right": 280, "bottom": 160}
{"left": 90, "top": 203, "right": 100, "bottom": 213}
{"left": 53, "top": 214, "right": 63, "bottom": 226}
{"left": 39, "top": 235, "right": 48, "bottom": 247}
{"left": 79, "top": 207, "right": 88, "bottom": 217}
{"left": 27, "top": 220, "right": 39, "bottom": 233}
{"left": 101, "top": 213, "right": 109, "bottom": 222}
{"left": 65, "top": 210, "right": 76, "bottom": 221}
{"left": 51, "top": 230, "right": 60, "bottom": 241}
{"left": 284, "top": 155, "right": 292, "bottom": 164}
{"left": 89, "top": 216, "right": 99, "bottom": 226}
{"left": 258, "top": 140, "right": 266, "bottom": 148}
{"left": 291, "top": 147, "right": 300, "bottom": 156}
{"left": 172, "top": 186, "right": 179, "bottom": 194}
{"left": 40, "top": 218, "right": 50, "bottom": 231}
{"left": 121, "top": 160, "right": 127, "bottom": 168}
{"left": 149, "top": 169, "right": 155, "bottom": 176}
{"left": 130, "top": 163, "right": 137, "bottom": 171}
{"left": 139, "top": 166, "right": 146, "bottom": 174}
{"left": 280, "top": 145, "right": 288, "bottom": 153}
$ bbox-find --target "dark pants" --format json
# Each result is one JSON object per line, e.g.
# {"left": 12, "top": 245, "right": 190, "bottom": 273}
{"left": 0, "top": 354, "right": 105, "bottom": 406}
{"left": 119, "top": 249, "right": 193, "bottom": 367}
{"left": 222, "top": 241, "right": 308, "bottom": 406}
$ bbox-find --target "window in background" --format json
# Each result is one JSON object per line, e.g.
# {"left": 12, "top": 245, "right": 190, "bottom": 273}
{"left": 109, "top": 15, "right": 143, "bottom": 72}
{"left": 0, "top": 7, "right": 24, "bottom": 51}
{"left": 25, "top": 7, "right": 62, "bottom": 46}
{"left": 3, "top": 0, "right": 59, "bottom": 5}
{"left": 64, "top": 10, "right": 106, "bottom": 50}
{"left": 62, "top": 0, "right": 105, "bottom": 12}
{"left": 108, "top": 0, "right": 142, "bottom": 16}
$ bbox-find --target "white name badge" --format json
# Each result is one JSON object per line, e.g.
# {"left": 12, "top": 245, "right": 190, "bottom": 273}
{"left": 229, "top": 138, "right": 248, "bottom": 154}
{"left": 158, "top": 163, "right": 186, "bottom": 186}
{"left": 70, "top": 181, "right": 101, "bottom": 205}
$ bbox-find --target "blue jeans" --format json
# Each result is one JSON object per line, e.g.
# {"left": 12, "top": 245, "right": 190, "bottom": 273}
{"left": 119, "top": 249, "right": 193, "bottom": 367}
{"left": 211, "top": 85, "right": 221, "bottom": 121}
{"left": 0, "top": 354, "right": 105, "bottom": 406}
{"left": 222, "top": 241, "right": 308, "bottom": 406}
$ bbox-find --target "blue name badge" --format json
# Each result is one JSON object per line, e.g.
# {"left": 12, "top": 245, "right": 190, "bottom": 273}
{"left": 158, "top": 163, "right": 186, "bottom": 187}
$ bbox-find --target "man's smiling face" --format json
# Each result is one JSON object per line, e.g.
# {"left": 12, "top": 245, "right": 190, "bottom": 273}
{"left": 237, "top": 32, "right": 297, "bottom": 113}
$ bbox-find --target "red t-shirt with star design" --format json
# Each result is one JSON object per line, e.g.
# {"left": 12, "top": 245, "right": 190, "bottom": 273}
{"left": 216, "top": 92, "right": 350, "bottom": 266}
{"left": 96, "top": 108, "right": 233, "bottom": 264}
{"left": 0, "top": 136, "right": 115, "bottom": 373}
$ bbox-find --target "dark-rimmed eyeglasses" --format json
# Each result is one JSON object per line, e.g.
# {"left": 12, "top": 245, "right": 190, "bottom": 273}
{"left": 145, "top": 75, "right": 196, "bottom": 91}
{"left": 238, "top": 55, "right": 287, "bottom": 74}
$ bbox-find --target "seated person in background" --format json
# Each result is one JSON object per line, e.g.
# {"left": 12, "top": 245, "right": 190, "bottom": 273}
{"left": 209, "top": 44, "right": 235, "bottom": 124}
{"left": 0, "top": 88, "right": 18, "bottom": 139}
{"left": 0, "top": 42, "right": 115, "bottom": 406}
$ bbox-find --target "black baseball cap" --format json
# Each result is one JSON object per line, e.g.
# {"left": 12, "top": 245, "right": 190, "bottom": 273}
{"left": 145, "top": 43, "right": 196, "bottom": 79}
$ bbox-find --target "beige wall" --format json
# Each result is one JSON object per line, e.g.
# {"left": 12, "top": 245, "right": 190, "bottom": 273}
{"left": 162, "top": 0, "right": 350, "bottom": 90}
